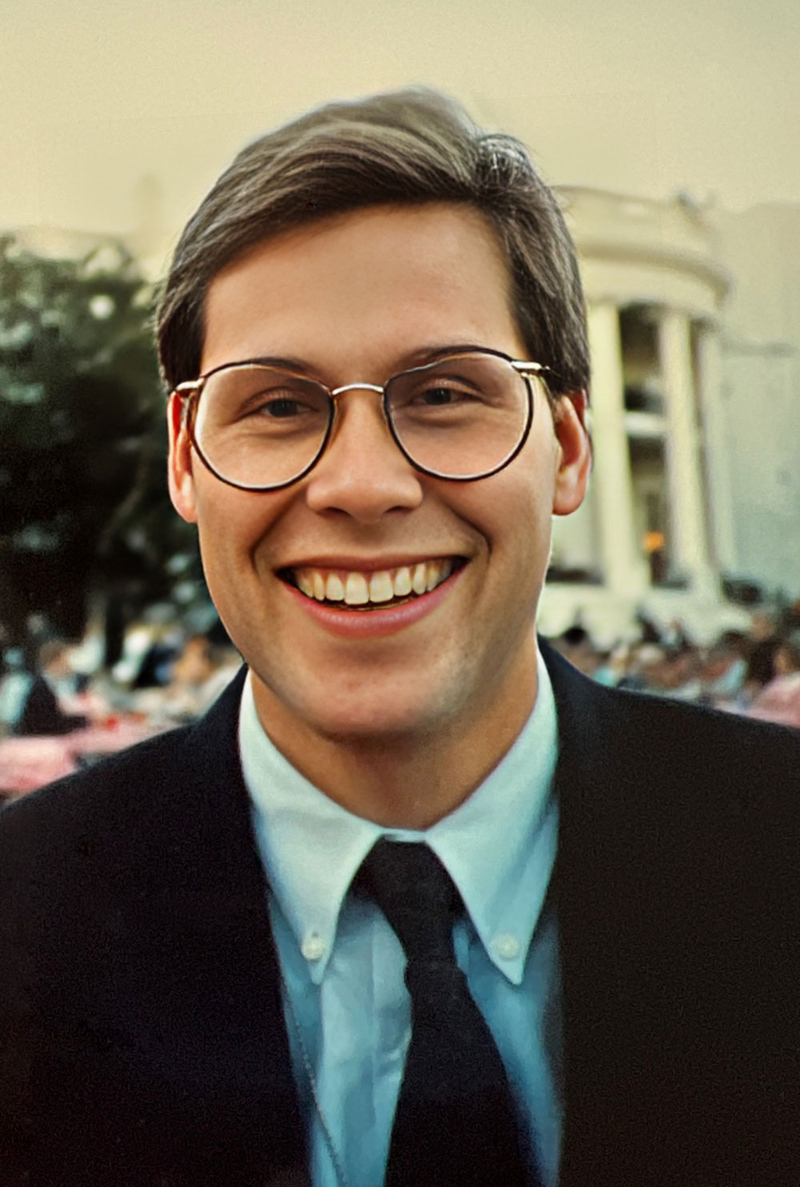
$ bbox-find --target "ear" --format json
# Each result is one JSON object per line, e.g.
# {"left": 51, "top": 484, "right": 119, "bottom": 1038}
{"left": 167, "top": 392, "right": 199, "bottom": 524}
{"left": 551, "top": 390, "right": 592, "bottom": 516}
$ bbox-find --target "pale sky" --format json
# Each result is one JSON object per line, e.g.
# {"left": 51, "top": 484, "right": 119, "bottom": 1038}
{"left": 2, "top": 0, "right": 799, "bottom": 258}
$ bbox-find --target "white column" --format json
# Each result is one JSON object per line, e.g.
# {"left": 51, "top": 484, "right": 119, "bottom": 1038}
{"left": 695, "top": 326, "right": 738, "bottom": 575}
{"left": 587, "top": 302, "right": 648, "bottom": 597}
{"left": 658, "top": 310, "right": 717, "bottom": 597}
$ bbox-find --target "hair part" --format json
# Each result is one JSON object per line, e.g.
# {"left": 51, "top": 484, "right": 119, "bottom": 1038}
{"left": 156, "top": 88, "right": 589, "bottom": 402}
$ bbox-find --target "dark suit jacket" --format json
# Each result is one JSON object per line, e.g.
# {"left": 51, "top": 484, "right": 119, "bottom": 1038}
{"left": 2, "top": 644, "right": 800, "bottom": 1187}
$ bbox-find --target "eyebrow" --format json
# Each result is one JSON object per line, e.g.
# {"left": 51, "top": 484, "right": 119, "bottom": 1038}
{"left": 213, "top": 343, "right": 495, "bottom": 381}
{"left": 400, "top": 342, "right": 492, "bottom": 368}
{"left": 235, "top": 354, "right": 320, "bottom": 375}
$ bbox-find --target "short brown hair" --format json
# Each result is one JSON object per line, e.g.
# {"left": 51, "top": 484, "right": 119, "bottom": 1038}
{"left": 156, "top": 88, "right": 589, "bottom": 398}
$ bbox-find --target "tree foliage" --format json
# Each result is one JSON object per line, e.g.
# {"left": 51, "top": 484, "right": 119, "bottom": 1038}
{"left": 0, "top": 235, "right": 200, "bottom": 645}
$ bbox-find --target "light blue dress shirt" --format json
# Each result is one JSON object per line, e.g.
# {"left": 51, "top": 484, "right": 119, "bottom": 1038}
{"left": 240, "top": 647, "right": 562, "bottom": 1187}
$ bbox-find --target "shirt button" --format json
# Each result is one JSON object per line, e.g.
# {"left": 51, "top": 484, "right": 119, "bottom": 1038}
{"left": 492, "top": 932, "right": 520, "bottom": 961}
{"left": 301, "top": 933, "right": 327, "bottom": 961}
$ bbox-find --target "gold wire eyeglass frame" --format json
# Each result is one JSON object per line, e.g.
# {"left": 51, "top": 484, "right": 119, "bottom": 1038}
{"left": 173, "top": 347, "right": 550, "bottom": 491}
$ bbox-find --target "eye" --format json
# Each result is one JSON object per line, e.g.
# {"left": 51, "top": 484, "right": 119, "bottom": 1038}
{"left": 410, "top": 381, "right": 480, "bottom": 407}
{"left": 239, "top": 380, "right": 329, "bottom": 422}
{"left": 417, "top": 385, "right": 466, "bottom": 406}
{"left": 254, "top": 394, "right": 314, "bottom": 418}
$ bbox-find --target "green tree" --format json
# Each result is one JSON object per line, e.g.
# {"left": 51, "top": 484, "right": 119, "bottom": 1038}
{"left": 0, "top": 235, "right": 201, "bottom": 650}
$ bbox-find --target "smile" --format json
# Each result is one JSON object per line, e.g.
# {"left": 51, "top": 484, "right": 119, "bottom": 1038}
{"left": 283, "top": 558, "right": 461, "bottom": 610}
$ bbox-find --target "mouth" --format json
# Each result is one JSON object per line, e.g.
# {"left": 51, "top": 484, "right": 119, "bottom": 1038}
{"left": 279, "top": 557, "right": 465, "bottom": 611}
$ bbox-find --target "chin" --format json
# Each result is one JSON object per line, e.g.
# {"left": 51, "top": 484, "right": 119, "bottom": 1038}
{"left": 306, "top": 697, "right": 444, "bottom": 745}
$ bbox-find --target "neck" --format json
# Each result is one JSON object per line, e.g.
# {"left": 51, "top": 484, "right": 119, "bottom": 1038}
{"left": 249, "top": 655, "right": 539, "bottom": 829}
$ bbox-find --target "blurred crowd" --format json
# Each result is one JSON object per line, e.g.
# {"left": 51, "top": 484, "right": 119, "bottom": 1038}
{"left": 550, "top": 608, "right": 800, "bottom": 729}
{"left": 0, "top": 615, "right": 241, "bottom": 797}
{"left": 2, "top": 603, "right": 799, "bottom": 798}
{"left": 0, "top": 626, "right": 240, "bottom": 739}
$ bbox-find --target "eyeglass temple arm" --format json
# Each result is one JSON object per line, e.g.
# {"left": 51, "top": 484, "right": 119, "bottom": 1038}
{"left": 173, "top": 380, "right": 203, "bottom": 397}
{"left": 511, "top": 361, "right": 550, "bottom": 379}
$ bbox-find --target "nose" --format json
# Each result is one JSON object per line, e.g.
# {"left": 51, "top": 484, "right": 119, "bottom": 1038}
{"left": 303, "top": 387, "right": 424, "bottom": 522}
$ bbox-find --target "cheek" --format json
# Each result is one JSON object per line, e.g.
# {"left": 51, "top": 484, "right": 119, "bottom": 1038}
{"left": 457, "top": 462, "right": 554, "bottom": 563}
{"left": 193, "top": 483, "right": 276, "bottom": 582}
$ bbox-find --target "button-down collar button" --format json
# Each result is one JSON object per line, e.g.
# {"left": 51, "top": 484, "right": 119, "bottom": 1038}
{"left": 491, "top": 932, "right": 520, "bottom": 961}
{"left": 301, "top": 932, "right": 327, "bottom": 961}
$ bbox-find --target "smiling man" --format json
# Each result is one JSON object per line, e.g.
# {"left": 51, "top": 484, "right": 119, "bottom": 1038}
{"left": 168, "top": 201, "right": 588, "bottom": 828}
{"left": 2, "top": 90, "right": 800, "bottom": 1187}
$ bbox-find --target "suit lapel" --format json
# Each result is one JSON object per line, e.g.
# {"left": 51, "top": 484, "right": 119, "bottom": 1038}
{"left": 543, "top": 645, "right": 671, "bottom": 1186}
{"left": 543, "top": 644, "right": 749, "bottom": 1185}
{"left": 140, "top": 667, "right": 310, "bottom": 1179}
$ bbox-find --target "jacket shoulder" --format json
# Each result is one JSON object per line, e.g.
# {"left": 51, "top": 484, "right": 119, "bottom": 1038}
{"left": 0, "top": 723, "right": 195, "bottom": 870}
{"left": 542, "top": 638, "right": 800, "bottom": 797}
{"left": 0, "top": 666, "right": 247, "bottom": 882}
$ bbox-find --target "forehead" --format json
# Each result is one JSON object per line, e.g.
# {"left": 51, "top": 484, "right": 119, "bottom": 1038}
{"left": 200, "top": 203, "right": 521, "bottom": 375}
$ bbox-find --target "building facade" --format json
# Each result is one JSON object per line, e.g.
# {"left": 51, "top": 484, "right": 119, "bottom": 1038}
{"left": 540, "top": 187, "right": 750, "bottom": 644}
{"left": 711, "top": 203, "right": 800, "bottom": 600}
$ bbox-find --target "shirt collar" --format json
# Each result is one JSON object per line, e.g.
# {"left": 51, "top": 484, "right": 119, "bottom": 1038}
{"left": 239, "top": 647, "right": 559, "bottom": 987}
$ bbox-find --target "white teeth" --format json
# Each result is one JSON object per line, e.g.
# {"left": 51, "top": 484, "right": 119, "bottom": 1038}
{"left": 325, "top": 573, "right": 345, "bottom": 601}
{"left": 411, "top": 563, "right": 428, "bottom": 595}
{"left": 369, "top": 571, "right": 394, "bottom": 603}
{"left": 393, "top": 566, "right": 412, "bottom": 597}
{"left": 296, "top": 573, "right": 314, "bottom": 598}
{"left": 344, "top": 572, "right": 369, "bottom": 605}
{"left": 292, "top": 559, "right": 457, "bottom": 605}
{"left": 425, "top": 561, "right": 442, "bottom": 591}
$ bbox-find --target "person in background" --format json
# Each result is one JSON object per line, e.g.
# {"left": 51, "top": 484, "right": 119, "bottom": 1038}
{"left": 747, "top": 634, "right": 800, "bottom": 729}
{"left": 741, "top": 610, "right": 782, "bottom": 703}
{"left": 0, "top": 647, "right": 32, "bottom": 737}
{"left": 14, "top": 639, "right": 89, "bottom": 737}
{"left": 161, "top": 634, "right": 239, "bottom": 722}
{"left": 700, "top": 631, "right": 749, "bottom": 708}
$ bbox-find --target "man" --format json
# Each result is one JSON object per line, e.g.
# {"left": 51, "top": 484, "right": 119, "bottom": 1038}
{"left": 1, "top": 90, "right": 799, "bottom": 1187}
{"left": 14, "top": 640, "right": 89, "bottom": 738}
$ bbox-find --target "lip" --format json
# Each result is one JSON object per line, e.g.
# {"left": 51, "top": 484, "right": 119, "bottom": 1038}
{"left": 280, "top": 562, "right": 466, "bottom": 639}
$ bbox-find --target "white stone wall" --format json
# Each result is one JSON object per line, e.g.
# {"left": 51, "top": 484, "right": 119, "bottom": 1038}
{"left": 711, "top": 204, "right": 800, "bottom": 596}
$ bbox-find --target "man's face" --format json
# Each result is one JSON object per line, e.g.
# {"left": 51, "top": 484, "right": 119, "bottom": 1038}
{"left": 169, "top": 203, "right": 589, "bottom": 747}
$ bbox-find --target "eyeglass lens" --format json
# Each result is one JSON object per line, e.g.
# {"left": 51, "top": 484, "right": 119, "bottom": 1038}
{"left": 190, "top": 353, "right": 532, "bottom": 489}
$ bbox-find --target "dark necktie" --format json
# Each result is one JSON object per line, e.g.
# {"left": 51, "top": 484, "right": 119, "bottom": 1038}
{"left": 357, "top": 839, "right": 531, "bottom": 1187}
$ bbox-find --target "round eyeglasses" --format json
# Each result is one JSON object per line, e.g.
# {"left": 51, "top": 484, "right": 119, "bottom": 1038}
{"left": 173, "top": 348, "right": 550, "bottom": 491}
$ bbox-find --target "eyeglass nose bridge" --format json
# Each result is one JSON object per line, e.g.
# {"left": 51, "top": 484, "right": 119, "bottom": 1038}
{"left": 329, "top": 381, "right": 385, "bottom": 398}
{"left": 320, "top": 381, "right": 407, "bottom": 476}
{"left": 325, "top": 380, "right": 395, "bottom": 438}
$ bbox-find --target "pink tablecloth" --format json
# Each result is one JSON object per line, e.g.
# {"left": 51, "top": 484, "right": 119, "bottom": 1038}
{"left": 0, "top": 719, "right": 163, "bottom": 797}
{"left": 747, "top": 674, "right": 800, "bottom": 730}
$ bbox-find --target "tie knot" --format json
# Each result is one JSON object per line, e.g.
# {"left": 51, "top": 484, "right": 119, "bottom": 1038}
{"left": 356, "top": 840, "right": 461, "bottom": 964}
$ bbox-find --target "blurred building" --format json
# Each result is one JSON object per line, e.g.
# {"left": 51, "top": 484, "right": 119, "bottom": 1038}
{"left": 7, "top": 173, "right": 171, "bottom": 281}
{"left": 540, "top": 188, "right": 800, "bottom": 644}
{"left": 712, "top": 203, "right": 800, "bottom": 597}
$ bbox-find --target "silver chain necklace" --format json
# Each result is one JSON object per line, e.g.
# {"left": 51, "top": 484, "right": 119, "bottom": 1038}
{"left": 279, "top": 967, "right": 352, "bottom": 1187}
